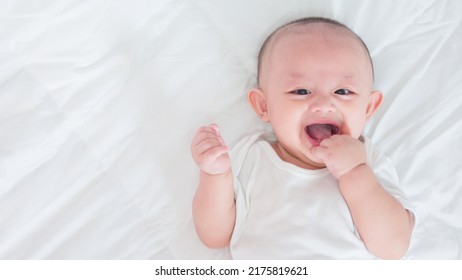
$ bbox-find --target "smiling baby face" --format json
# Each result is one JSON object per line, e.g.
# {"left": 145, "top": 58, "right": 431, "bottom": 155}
{"left": 248, "top": 21, "right": 382, "bottom": 169}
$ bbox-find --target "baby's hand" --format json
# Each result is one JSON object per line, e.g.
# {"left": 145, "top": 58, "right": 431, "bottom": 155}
{"left": 191, "top": 124, "right": 231, "bottom": 175}
{"left": 311, "top": 135, "right": 367, "bottom": 179}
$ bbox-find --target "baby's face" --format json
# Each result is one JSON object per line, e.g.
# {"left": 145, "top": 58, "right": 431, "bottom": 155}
{"left": 256, "top": 25, "right": 381, "bottom": 169}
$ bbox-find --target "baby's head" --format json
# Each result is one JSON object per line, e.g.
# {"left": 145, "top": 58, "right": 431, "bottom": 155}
{"left": 257, "top": 17, "right": 374, "bottom": 86}
{"left": 248, "top": 17, "right": 383, "bottom": 168}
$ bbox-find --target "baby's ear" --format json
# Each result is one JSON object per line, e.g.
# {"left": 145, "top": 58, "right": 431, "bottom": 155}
{"left": 366, "top": 90, "right": 383, "bottom": 119}
{"left": 247, "top": 88, "right": 269, "bottom": 122}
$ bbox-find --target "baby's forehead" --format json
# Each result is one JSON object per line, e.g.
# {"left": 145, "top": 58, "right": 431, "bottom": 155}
{"left": 259, "top": 22, "right": 374, "bottom": 80}
{"left": 270, "top": 23, "right": 362, "bottom": 54}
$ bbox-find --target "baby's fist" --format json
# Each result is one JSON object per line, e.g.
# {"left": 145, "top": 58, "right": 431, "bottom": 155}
{"left": 311, "top": 135, "right": 367, "bottom": 179}
{"left": 191, "top": 124, "right": 231, "bottom": 175}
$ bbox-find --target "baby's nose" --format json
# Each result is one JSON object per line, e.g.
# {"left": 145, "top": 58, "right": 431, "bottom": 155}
{"left": 309, "top": 94, "right": 336, "bottom": 113}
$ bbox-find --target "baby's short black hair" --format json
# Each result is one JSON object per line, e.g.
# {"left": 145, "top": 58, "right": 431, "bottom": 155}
{"left": 257, "top": 17, "right": 374, "bottom": 85}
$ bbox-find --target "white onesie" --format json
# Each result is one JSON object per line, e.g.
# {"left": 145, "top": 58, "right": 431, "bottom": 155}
{"left": 229, "top": 132, "right": 413, "bottom": 259}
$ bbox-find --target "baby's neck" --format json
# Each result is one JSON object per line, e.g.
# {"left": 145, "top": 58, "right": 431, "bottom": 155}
{"left": 271, "top": 141, "right": 326, "bottom": 170}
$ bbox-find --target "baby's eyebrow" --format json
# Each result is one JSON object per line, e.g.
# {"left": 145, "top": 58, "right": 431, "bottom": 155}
{"left": 289, "top": 72, "right": 310, "bottom": 79}
{"left": 341, "top": 74, "right": 355, "bottom": 80}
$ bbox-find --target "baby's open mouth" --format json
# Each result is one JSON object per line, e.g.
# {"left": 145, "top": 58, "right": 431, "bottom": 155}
{"left": 305, "top": 123, "right": 340, "bottom": 142}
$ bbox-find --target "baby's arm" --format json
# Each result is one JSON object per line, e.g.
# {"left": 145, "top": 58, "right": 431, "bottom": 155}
{"left": 312, "top": 135, "right": 413, "bottom": 259}
{"left": 191, "top": 124, "right": 236, "bottom": 248}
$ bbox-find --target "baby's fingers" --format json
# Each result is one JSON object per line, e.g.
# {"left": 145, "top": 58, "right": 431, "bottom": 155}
{"left": 191, "top": 124, "right": 231, "bottom": 174}
{"left": 311, "top": 145, "right": 329, "bottom": 163}
{"left": 204, "top": 145, "right": 230, "bottom": 159}
{"left": 195, "top": 137, "right": 225, "bottom": 155}
{"left": 194, "top": 144, "right": 230, "bottom": 175}
{"left": 193, "top": 125, "right": 223, "bottom": 143}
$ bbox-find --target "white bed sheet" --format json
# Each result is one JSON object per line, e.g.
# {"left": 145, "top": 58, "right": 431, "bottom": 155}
{"left": 1, "top": 0, "right": 461, "bottom": 259}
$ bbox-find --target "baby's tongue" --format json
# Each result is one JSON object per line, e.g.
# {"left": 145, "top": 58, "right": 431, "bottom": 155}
{"left": 306, "top": 124, "right": 334, "bottom": 141}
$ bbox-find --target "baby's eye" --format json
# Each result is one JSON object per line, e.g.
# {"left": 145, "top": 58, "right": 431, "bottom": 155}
{"left": 289, "top": 89, "right": 311, "bottom": 95}
{"left": 334, "top": 89, "right": 352, "bottom": 95}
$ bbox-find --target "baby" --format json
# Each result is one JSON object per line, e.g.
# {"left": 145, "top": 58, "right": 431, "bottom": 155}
{"left": 191, "top": 17, "right": 414, "bottom": 259}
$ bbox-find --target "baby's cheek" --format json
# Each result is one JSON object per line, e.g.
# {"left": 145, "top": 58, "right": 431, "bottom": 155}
{"left": 344, "top": 117, "right": 367, "bottom": 138}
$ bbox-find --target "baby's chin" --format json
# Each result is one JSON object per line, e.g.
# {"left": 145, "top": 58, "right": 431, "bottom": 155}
{"left": 272, "top": 142, "right": 326, "bottom": 170}
{"left": 305, "top": 154, "right": 326, "bottom": 169}
{"left": 296, "top": 149, "right": 326, "bottom": 170}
